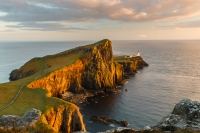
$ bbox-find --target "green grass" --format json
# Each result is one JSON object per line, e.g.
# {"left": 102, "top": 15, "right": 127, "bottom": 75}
{"left": 43, "top": 52, "right": 83, "bottom": 77}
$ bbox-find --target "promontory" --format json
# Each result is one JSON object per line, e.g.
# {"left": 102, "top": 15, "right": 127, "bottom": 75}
{"left": 0, "top": 39, "right": 148, "bottom": 132}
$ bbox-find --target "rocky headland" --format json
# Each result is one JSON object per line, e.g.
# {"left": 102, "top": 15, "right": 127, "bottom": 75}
{"left": 0, "top": 39, "right": 148, "bottom": 132}
{"left": 26, "top": 40, "right": 148, "bottom": 97}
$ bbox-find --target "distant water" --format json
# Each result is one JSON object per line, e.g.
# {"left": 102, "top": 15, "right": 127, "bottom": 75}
{"left": 1, "top": 40, "right": 200, "bottom": 132}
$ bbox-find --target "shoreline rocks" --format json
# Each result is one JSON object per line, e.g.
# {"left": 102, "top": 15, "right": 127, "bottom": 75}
{"left": 62, "top": 90, "right": 98, "bottom": 105}
{"left": 153, "top": 99, "right": 200, "bottom": 132}
{"left": 90, "top": 116, "right": 128, "bottom": 127}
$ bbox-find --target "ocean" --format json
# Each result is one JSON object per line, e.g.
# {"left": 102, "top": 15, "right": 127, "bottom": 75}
{"left": 0, "top": 40, "right": 200, "bottom": 132}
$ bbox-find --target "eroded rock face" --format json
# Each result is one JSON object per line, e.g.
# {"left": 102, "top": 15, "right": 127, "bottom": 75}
{"left": 41, "top": 105, "right": 86, "bottom": 133}
{"left": 27, "top": 40, "right": 124, "bottom": 97}
{"left": 0, "top": 108, "right": 41, "bottom": 129}
{"left": 155, "top": 99, "right": 200, "bottom": 131}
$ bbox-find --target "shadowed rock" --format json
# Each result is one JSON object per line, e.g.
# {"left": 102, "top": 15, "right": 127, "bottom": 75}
{"left": 154, "top": 99, "right": 200, "bottom": 132}
{"left": 90, "top": 116, "right": 128, "bottom": 127}
{"left": 0, "top": 108, "right": 41, "bottom": 129}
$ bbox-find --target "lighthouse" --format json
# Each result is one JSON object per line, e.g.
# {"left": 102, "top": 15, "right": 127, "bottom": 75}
{"left": 137, "top": 51, "right": 140, "bottom": 56}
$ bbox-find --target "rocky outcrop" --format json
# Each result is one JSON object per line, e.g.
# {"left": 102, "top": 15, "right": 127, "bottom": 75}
{"left": 9, "top": 58, "right": 41, "bottom": 81}
{"left": 90, "top": 116, "right": 128, "bottom": 127}
{"left": 27, "top": 40, "right": 124, "bottom": 97}
{"left": 118, "top": 57, "right": 148, "bottom": 75}
{"left": 155, "top": 99, "right": 200, "bottom": 132}
{"left": 41, "top": 105, "right": 86, "bottom": 133}
{"left": 10, "top": 39, "right": 148, "bottom": 98}
{"left": 0, "top": 108, "right": 41, "bottom": 129}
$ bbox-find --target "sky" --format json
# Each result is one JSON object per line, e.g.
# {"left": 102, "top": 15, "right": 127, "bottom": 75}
{"left": 0, "top": 0, "right": 200, "bottom": 41}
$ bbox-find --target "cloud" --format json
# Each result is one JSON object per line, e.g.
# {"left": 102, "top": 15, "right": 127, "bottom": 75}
{"left": 175, "top": 20, "right": 200, "bottom": 28}
{"left": 0, "top": 29, "right": 16, "bottom": 32}
{"left": 6, "top": 22, "right": 87, "bottom": 31}
{"left": 0, "top": 0, "right": 200, "bottom": 30}
{"left": 157, "top": 19, "right": 200, "bottom": 28}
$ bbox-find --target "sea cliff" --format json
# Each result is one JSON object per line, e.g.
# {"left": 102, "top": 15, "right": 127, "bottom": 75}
{"left": 4, "top": 39, "right": 148, "bottom": 132}
{"left": 26, "top": 40, "right": 125, "bottom": 97}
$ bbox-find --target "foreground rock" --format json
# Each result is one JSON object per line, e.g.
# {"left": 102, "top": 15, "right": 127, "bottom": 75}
{"left": 0, "top": 106, "right": 86, "bottom": 133}
{"left": 154, "top": 99, "right": 200, "bottom": 132}
{"left": 41, "top": 105, "right": 86, "bottom": 133}
{"left": 0, "top": 108, "right": 41, "bottom": 129}
{"left": 90, "top": 116, "right": 128, "bottom": 127}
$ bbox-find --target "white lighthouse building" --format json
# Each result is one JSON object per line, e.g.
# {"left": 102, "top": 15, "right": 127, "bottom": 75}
{"left": 137, "top": 51, "right": 140, "bottom": 56}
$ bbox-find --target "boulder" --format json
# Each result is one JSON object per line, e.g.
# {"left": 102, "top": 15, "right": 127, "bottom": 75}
{"left": 172, "top": 99, "right": 200, "bottom": 120}
{"left": 0, "top": 108, "right": 41, "bottom": 129}
{"left": 155, "top": 99, "right": 200, "bottom": 132}
{"left": 17, "top": 108, "right": 41, "bottom": 127}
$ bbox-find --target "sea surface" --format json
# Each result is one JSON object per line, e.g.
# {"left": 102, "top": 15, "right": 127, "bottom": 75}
{"left": 0, "top": 40, "right": 200, "bottom": 132}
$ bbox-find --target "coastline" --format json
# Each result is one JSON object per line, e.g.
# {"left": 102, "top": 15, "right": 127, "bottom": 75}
{"left": 0, "top": 40, "right": 199, "bottom": 132}
{"left": 0, "top": 39, "right": 148, "bottom": 132}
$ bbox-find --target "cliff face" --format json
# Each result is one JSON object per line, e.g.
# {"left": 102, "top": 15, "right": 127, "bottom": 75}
{"left": 27, "top": 40, "right": 124, "bottom": 97}
{"left": 41, "top": 105, "right": 86, "bottom": 133}
{"left": 27, "top": 60, "right": 85, "bottom": 97}
{"left": 118, "top": 57, "right": 148, "bottom": 75}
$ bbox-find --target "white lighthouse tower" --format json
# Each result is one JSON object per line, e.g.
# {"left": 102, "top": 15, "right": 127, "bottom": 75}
{"left": 137, "top": 51, "right": 140, "bottom": 56}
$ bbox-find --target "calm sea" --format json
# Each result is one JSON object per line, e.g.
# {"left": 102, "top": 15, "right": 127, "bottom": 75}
{"left": 1, "top": 40, "right": 200, "bottom": 132}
